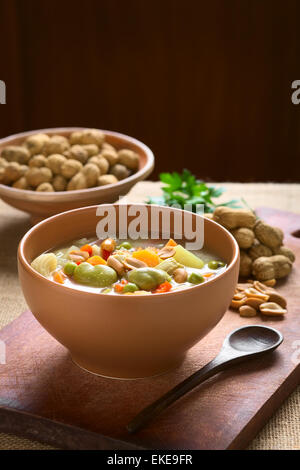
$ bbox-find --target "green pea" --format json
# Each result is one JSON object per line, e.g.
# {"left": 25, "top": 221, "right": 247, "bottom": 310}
{"left": 188, "top": 272, "right": 205, "bottom": 284}
{"left": 117, "top": 241, "right": 132, "bottom": 250}
{"left": 208, "top": 260, "right": 225, "bottom": 270}
{"left": 122, "top": 282, "right": 139, "bottom": 293}
{"left": 64, "top": 261, "right": 77, "bottom": 276}
{"left": 73, "top": 262, "right": 117, "bottom": 287}
{"left": 128, "top": 267, "right": 170, "bottom": 290}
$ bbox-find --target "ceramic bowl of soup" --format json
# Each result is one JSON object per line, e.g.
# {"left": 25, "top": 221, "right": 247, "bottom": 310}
{"left": 18, "top": 204, "right": 239, "bottom": 379}
{"left": 0, "top": 128, "right": 154, "bottom": 224}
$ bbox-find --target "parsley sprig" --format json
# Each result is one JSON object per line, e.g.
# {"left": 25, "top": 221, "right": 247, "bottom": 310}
{"left": 146, "top": 169, "right": 241, "bottom": 213}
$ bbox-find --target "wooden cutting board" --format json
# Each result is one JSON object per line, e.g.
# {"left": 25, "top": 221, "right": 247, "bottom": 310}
{"left": 0, "top": 207, "right": 299, "bottom": 450}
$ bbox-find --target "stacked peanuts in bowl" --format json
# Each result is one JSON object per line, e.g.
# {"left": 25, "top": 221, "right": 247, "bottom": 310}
{"left": 0, "top": 128, "right": 154, "bottom": 222}
{"left": 212, "top": 207, "right": 295, "bottom": 318}
{"left": 0, "top": 129, "right": 139, "bottom": 192}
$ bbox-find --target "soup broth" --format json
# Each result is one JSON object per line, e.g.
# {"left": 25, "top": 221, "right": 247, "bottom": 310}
{"left": 31, "top": 237, "right": 226, "bottom": 295}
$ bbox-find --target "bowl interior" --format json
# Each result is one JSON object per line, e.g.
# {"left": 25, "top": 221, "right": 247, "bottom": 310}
{"left": 21, "top": 204, "right": 238, "bottom": 280}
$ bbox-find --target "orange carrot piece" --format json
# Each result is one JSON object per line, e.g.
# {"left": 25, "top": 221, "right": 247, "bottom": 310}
{"left": 165, "top": 238, "right": 177, "bottom": 247}
{"left": 86, "top": 255, "right": 107, "bottom": 266}
{"left": 114, "top": 283, "right": 125, "bottom": 293}
{"left": 203, "top": 272, "right": 214, "bottom": 278}
{"left": 53, "top": 270, "right": 65, "bottom": 284}
{"left": 154, "top": 281, "right": 172, "bottom": 293}
{"left": 132, "top": 249, "right": 160, "bottom": 267}
{"left": 80, "top": 244, "right": 93, "bottom": 256}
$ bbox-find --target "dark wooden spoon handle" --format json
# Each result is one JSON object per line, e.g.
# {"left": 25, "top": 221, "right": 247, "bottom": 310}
{"left": 127, "top": 356, "right": 226, "bottom": 434}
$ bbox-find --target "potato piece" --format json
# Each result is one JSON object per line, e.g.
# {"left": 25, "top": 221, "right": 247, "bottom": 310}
{"left": 1, "top": 145, "right": 30, "bottom": 164}
{"left": 118, "top": 149, "right": 139, "bottom": 170}
{"left": 25, "top": 167, "right": 52, "bottom": 188}
{"left": 36, "top": 182, "right": 54, "bottom": 192}
{"left": 110, "top": 163, "right": 130, "bottom": 180}
{"left": 67, "top": 172, "right": 87, "bottom": 190}
{"left": 61, "top": 159, "right": 83, "bottom": 179}
{"left": 97, "top": 174, "right": 118, "bottom": 186}
{"left": 46, "top": 154, "right": 67, "bottom": 175}
{"left": 52, "top": 174, "right": 67, "bottom": 191}
{"left": 82, "top": 163, "right": 100, "bottom": 187}
{"left": 25, "top": 133, "right": 50, "bottom": 155}
{"left": 29, "top": 154, "right": 48, "bottom": 168}
{"left": 67, "top": 145, "right": 89, "bottom": 164}
{"left": 43, "top": 135, "right": 70, "bottom": 155}
{"left": 173, "top": 245, "right": 204, "bottom": 268}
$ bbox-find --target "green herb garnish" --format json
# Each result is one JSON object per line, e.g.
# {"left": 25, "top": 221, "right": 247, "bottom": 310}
{"left": 146, "top": 169, "right": 241, "bottom": 213}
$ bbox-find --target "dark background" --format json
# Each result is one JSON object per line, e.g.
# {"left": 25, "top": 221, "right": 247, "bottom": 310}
{"left": 0, "top": 0, "right": 300, "bottom": 182}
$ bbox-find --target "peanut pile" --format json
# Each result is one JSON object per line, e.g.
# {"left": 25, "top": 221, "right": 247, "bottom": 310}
{"left": 211, "top": 206, "right": 295, "bottom": 318}
{"left": 231, "top": 280, "right": 287, "bottom": 317}
{"left": 212, "top": 207, "right": 295, "bottom": 281}
{"left": 0, "top": 129, "right": 139, "bottom": 191}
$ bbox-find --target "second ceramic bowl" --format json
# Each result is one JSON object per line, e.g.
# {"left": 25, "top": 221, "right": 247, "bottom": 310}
{"left": 0, "top": 128, "right": 154, "bottom": 223}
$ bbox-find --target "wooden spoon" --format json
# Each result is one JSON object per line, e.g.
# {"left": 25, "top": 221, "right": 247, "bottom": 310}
{"left": 127, "top": 325, "right": 283, "bottom": 433}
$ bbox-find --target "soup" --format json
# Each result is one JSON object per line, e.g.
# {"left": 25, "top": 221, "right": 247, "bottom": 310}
{"left": 31, "top": 237, "right": 226, "bottom": 295}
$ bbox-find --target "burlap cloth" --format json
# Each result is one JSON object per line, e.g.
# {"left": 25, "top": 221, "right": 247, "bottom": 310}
{"left": 0, "top": 182, "right": 300, "bottom": 450}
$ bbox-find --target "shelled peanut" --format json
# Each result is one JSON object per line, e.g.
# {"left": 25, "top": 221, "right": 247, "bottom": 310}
{"left": 231, "top": 280, "right": 287, "bottom": 317}
{"left": 213, "top": 207, "right": 295, "bottom": 281}
{"left": 0, "top": 129, "right": 140, "bottom": 191}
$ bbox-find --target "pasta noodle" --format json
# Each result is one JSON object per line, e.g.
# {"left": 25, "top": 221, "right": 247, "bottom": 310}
{"left": 31, "top": 253, "right": 57, "bottom": 277}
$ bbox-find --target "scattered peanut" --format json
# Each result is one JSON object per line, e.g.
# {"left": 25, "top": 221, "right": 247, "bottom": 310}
{"left": 173, "top": 268, "right": 188, "bottom": 283}
{"left": 107, "top": 255, "right": 126, "bottom": 275}
{"left": 230, "top": 297, "right": 247, "bottom": 308}
{"left": 244, "top": 288, "right": 269, "bottom": 301}
{"left": 157, "top": 246, "right": 176, "bottom": 259}
{"left": 123, "top": 257, "right": 147, "bottom": 270}
{"left": 259, "top": 302, "right": 287, "bottom": 316}
{"left": 101, "top": 238, "right": 116, "bottom": 253}
{"left": 262, "top": 278, "right": 276, "bottom": 287}
{"left": 239, "top": 305, "right": 257, "bottom": 317}
{"left": 230, "top": 278, "right": 287, "bottom": 318}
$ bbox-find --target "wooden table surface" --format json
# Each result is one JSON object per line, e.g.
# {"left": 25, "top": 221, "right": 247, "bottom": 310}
{"left": 0, "top": 182, "right": 299, "bottom": 450}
